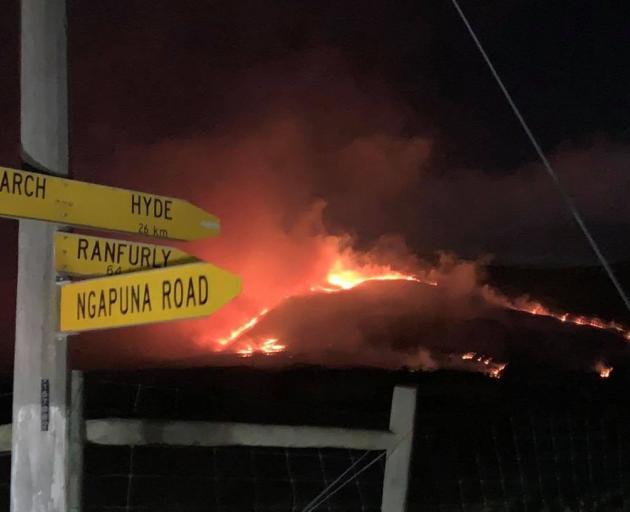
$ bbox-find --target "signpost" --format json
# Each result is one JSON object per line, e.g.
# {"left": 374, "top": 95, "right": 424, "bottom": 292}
{"left": 59, "top": 262, "right": 242, "bottom": 332}
{"left": 0, "top": 165, "right": 220, "bottom": 240}
{"left": 11, "top": 2, "right": 240, "bottom": 510}
{"left": 55, "top": 232, "right": 196, "bottom": 276}
{"left": 13, "top": 2, "right": 70, "bottom": 511}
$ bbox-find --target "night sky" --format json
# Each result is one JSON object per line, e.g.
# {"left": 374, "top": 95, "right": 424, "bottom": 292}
{"left": 1, "top": 1, "right": 630, "bottom": 366}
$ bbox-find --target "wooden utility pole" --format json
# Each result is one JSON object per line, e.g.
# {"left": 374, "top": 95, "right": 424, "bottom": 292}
{"left": 11, "top": 1, "right": 70, "bottom": 511}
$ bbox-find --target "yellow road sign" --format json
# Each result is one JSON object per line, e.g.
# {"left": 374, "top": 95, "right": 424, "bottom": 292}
{"left": 59, "top": 262, "right": 241, "bottom": 333}
{"left": 55, "top": 232, "right": 196, "bottom": 277}
{"left": 0, "top": 166, "right": 219, "bottom": 240}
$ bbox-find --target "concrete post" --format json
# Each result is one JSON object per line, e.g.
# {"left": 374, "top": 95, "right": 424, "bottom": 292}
{"left": 68, "top": 371, "right": 84, "bottom": 512}
{"left": 11, "top": 1, "right": 69, "bottom": 511}
{"left": 381, "top": 386, "right": 417, "bottom": 512}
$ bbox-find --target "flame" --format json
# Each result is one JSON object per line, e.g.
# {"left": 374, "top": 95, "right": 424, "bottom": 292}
{"left": 595, "top": 361, "right": 613, "bottom": 379}
{"left": 310, "top": 258, "right": 436, "bottom": 293}
{"left": 217, "top": 308, "right": 270, "bottom": 347}
{"left": 323, "top": 259, "right": 423, "bottom": 290}
{"left": 235, "top": 338, "right": 287, "bottom": 358}
{"left": 459, "top": 351, "right": 507, "bottom": 378}
{"left": 260, "top": 337, "right": 286, "bottom": 354}
{"left": 218, "top": 258, "right": 423, "bottom": 356}
{"left": 236, "top": 345, "right": 254, "bottom": 358}
{"left": 216, "top": 308, "right": 289, "bottom": 358}
{"left": 489, "top": 363, "right": 507, "bottom": 379}
{"left": 483, "top": 287, "right": 630, "bottom": 340}
{"left": 209, "top": 258, "right": 628, "bottom": 378}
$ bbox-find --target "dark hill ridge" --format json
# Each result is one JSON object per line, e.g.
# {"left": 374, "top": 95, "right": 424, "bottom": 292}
{"left": 487, "top": 260, "right": 630, "bottom": 324}
{"left": 228, "top": 279, "right": 630, "bottom": 374}
{"left": 1, "top": 260, "right": 628, "bottom": 374}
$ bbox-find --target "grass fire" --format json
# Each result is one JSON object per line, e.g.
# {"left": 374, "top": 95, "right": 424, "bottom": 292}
{"left": 64, "top": 56, "right": 630, "bottom": 380}
{"left": 188, "top": 248, "right": 630, "bottom": 380}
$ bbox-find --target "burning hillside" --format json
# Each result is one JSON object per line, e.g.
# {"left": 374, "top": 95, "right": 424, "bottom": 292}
{"left": 189, "top": 251, "right": 629, "bottom": 378}
{"left": 69, "top": 54, "right": 630, "bottom": 376}
{"left": 73, "top": 200, "right": 630, "bottom": 376}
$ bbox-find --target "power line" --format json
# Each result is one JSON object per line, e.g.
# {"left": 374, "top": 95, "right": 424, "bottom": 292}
{"left": 450, "top": 0, "right": 630, "bottom": 314}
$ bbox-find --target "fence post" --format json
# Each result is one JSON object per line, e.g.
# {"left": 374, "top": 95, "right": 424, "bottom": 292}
{"left": 381, "top": 386, "right": 416, "bottom": 512}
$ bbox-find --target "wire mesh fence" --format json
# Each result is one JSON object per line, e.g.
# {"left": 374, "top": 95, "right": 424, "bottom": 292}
{"left": 84, "top": 445, "right": 384, "bottom": 512}
{"left": 4, "top": 410, "right": 628, "bottom": 511}
{"left": 2, "top": 370, "right": 630, "bottom": 510}
{"left": 82, "top": 376, "right": 388, "bottom": 511}
{"left": 407, "top": 409, "right": 629, "bottom": 511}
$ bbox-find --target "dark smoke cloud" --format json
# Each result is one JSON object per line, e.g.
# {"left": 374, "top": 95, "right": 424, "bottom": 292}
{"left": 77, "top": 49, "right": 630, "bottom": 265}
{"left": 407, "top": 141, "right": 630, "bottom": 265}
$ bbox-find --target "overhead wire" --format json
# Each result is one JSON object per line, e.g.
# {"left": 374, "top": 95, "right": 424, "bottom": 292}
{"left": 299, "top": 7, "right": 630, "bottom": 507}
{"left": 449, "top": 0, "right": 630, "bottom": 314}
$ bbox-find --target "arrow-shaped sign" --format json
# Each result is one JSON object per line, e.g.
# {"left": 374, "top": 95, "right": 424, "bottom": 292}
{"left": 59, "top": 262, "right": 241, "bottom": 332}
{"left": 0, "top": 166, "right": 219, "bottom": 240}
{"left": 55, "top": 232, "right": 196, "bottom": 277}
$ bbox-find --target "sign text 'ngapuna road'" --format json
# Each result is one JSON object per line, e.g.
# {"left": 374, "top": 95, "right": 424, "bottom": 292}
{"left": 0, "top": 166, "right": 219, "bottom": 240}
{"left": 59, "top": 262, "right": 241, "bottom": 332}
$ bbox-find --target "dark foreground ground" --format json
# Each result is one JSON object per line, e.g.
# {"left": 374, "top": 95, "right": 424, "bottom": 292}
{"left": 2, "top": 365, "right": 630, "bottom": 511}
